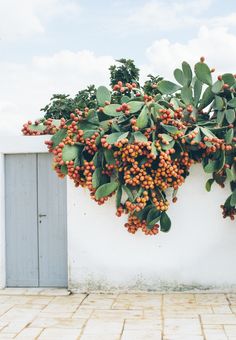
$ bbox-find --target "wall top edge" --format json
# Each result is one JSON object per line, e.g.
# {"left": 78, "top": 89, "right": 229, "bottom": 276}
{"left": 0, "top": 135, "right": 50, "bottom": 154}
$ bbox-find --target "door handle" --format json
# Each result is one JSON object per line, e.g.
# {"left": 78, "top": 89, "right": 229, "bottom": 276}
{"left": 39, "top": 214, "right": 47, "bottom": 217}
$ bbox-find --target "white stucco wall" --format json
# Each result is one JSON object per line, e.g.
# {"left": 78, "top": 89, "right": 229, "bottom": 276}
{"left": 0, "top": 136, "right": 236, "bottom": 291}
{"left": 68, "top": 165, "right": 236, "bottom": 292}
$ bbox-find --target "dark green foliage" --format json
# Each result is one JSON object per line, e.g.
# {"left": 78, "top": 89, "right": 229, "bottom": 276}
{"left": 109, "top": 58, "right": 140, "bottom": 87}
{"left": 142, "top": 74, "right": 163, "bottom": 96}
{"left": 41, "top": 86, "right": 97, "bottom": 120}
{"left": 41, "top": 94, "right": 77, "bottom": 120}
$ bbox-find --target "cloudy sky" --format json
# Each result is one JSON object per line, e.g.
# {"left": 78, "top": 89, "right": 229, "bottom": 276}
{"left": 1, "top": 0, "right": 236, "bottom": 134}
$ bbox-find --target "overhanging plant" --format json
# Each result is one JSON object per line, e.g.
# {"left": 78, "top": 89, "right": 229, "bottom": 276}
{"left": 22, "top": 58, "right": 236, "bottom": 235}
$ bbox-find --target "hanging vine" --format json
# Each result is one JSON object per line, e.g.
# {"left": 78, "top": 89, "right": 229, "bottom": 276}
{"left": 22, "top": 58, "right": 236, "bottom": 235}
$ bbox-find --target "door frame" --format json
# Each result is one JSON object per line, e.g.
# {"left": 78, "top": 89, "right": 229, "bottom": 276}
{"left": 0, "top": 136, "right": 69, "bottom": 289}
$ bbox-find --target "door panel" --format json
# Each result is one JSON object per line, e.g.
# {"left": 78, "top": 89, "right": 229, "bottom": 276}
{"left": 5, "top": 154, "right": 39, "bottom": 287}
{"left": 5, "top": 153, "right": 67, "bottom": 287}
{"left": 37, "top": 154, "right": 67, "bottom": 287}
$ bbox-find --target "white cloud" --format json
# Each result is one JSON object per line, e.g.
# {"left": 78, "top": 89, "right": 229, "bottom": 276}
{"left": 210, "top": 13, "right": 236, "bottom": 28}
{"left": 0, "top": 0, "right": 80, "bottom": 40}
{"left": 2, "top": 25, "right": 236, "bottom": 136}
{"left": 2, "top": 2, "right": 236, "bottom": 136}
{"left": 127, "top": 0, "right": 213, "bottom": 31}
{"left": 141, "top": 26, "right": 236, "bottom": 81}
{"left": 0, "top": 51, "right": 114, "bottom": 135}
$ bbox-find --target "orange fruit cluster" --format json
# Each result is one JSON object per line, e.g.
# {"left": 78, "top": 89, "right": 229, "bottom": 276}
{"left": 22, "top": 118, "right": 59, "bottom": 136}
{"left": 125, "top": 215, "right": 159, "bottom": 235}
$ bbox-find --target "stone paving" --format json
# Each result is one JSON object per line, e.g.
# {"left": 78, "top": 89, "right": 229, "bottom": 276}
{"left": 0, "top": 290, "right": 236, "bottom": 339}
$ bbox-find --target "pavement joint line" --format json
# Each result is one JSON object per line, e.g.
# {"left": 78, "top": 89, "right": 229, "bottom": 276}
{"left": 198, "top": 314, "right": 206, "bottom": 340}
{"left": 161, "top": 293, "right": 164, "bottom": 340}
{"left": 72, "top": 293, "right": 89, "bottom": 315}
{"left": 119, "top": 319, "right": 126, "bottom": 340}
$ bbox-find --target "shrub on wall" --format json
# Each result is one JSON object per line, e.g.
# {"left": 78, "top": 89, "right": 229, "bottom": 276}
{"left": 22, "top": 58, "right": 236, "bottom": 235}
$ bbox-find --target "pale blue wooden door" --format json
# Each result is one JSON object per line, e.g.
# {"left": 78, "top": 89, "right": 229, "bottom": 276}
{"left": 5, "top": 154, "right": 38, "bottom": 287}
{"left": 5, "top": 153, "right": 67, "bottom": 287}
{"left": 37, "top": 154, "right": 67, "bottom": 287}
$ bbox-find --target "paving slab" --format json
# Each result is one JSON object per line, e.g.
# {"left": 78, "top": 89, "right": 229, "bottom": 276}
{"left": 0, "top": 290, "right": 233, "bottom": 339}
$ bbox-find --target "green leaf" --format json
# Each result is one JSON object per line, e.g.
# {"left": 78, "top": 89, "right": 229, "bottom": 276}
{"left": 174, "top": 68, "right": 184, "bottom": 85}
{"left": 217, "top": 111, "right": 225, "bottom": 125}
{"left": 111, "top": 121, "right": 121, "bottom": 132}
{"left": 51, "top": 128, "right": 67, "bottom": 147}
{"left": 225, "top": 128, "right": 233, "bottom": 144}
{"left": 205, "top": 178, "right": 214, "bottom": 192}
{"left": 222, "top": 73, "right": 235, "bottom": 87}
{"left": 193, "top": 79, "right": 203, "bottom": 106}
{"left": 224, "top": 195, "right": 233, "bottom": 208}
{"left": 83, "top": 130, "right": 96, "bottom": 139}
{"left": 28, "top": 123, "right": 46, "bottom": 132}
{"left": 121, "top": 95, "right": 130, "bottom": 104}
{"left": 204, "top": 152, "right": 225, "bottom": 174}
{"left": 194, "top": 62, "right": 212, "bottom": 85}
{"left": 192, "top": 128, "right": 202, "bottom": 143}
{"left": 62, "top": 145, "right": 79, "bottom": 162}
{"left": 95, "top": 133, "right": 102, "bottom": 145}
{"left": 106, "top": 132, "right": 126, "bottom": 144}
{"left": 92, "top": 168, "right": 102, "bottom": 189}
{"left": 134, "top": 187, "right": 144, "bottom": 200}
{"left": 226, "top": 168, "right": 235, "bottom": 182}
{"left": 160, "top": 212, "right": 171, "bottom": 232}
{"left": 79, "top": 121, "right": 98, "bottom": 130}
{"left": 122, "top": 185, "right": 134, "bottom": 202}
{"left": 204, "top": 160, "right": 218, "bottom": 173}
{"left": 96, "top": 86, "right": 111, "bottom": 106}
{"left": 92, "top": 150, "right": 103, "bottom": 167}
{"left": 214, "top": 96, "right": 224, "bottom": 110}
{"left": 212, "top": 80, "right": 223, "bottom": 94}
{"left": 230, "top": 189, "right": 236, "bottom": 206}
{"left": 128, "top": 101, "right": 144, "bottom": 113}
{"left": 225, "top": 109, "right": 235, "bottom": 124}
{"left": 103, "top": 104, "right": 122, "bottom": 116}
{"left": 170, "top": 98, "right": 180, "bottom": 110}
{"left": 217, "top": 151, "right": 226, "bottom": 172}
{"left": 161, "top": 123, "right": 179, "bottom": 134}
{"left": 136, "top": 105, "right": 149, "bottom": 129}
{"left": 159, "top": 133, "right": 173, "bottom": 143}
{"left": 213, "top": 172, "right": 226, "bottom": 186}
{"left": 74, "top": 156, "right": 81, "bottom": 167}
{"left": 228, "top": 98, "right": 236, "bottom": 108}
{"left": 182, "top": 61, "right": 192, "bottom": 86}
{"left": 151, "top": 141, "right": 157, "bottom": 157}
{"left": 157, "top": 80, "right": 181, "bottom": 95}
{"left": 198, "top": 86, "right": 214, "bottom": 110}
{"left": 181, "top": 86, "right": 193, "bottom": 105}
{"left": 135, "top": 205, "right": 152, "bottom": 221}
{"left": 161, "top": 140, "right": 175, "bottom": 150}
{"left": 133, "top": 131, "right": 148, "bottom": 142}
{"left": 200, "top": 127, "right": 217, "bottom": 138}
{"left": 147, "top": 208, "right": 161, "bottom": 226}
{"left": 116, "top": 185, "right": 122, "bottom": 208}
{"left": 104, "top": 149, "right": 116, "bottom": 164}
{"left": 60, "top": 164, "right": 68, "bottom": 175}
{"left": 117, "top": 132, "right": 129, "bottom": 142}
{"left": 87, "top": 110, "right": 99, "bottom": 125}
{"left": 99, "top": 120, "right": 111, "bottom": 132}
{"left": 95, "top": 181, "right": 118, "bottom": 199}
{"left": 52, "top": 119, "right": 61, "bottom": 127}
